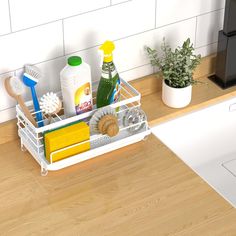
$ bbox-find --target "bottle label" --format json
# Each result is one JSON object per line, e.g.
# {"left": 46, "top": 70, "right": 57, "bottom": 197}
{"left": 101, "top": 70, "right": 117, "bottom": 79}
{"left": 74, "top": 82, "right": 93, "bottom": 115}
{"left": 109, "top": 78, "right": 121, "bottom": 104}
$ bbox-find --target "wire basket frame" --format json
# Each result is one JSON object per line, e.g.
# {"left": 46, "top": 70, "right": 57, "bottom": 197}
{"left": 17, "top": 78, "right": 151, "bottom": 175}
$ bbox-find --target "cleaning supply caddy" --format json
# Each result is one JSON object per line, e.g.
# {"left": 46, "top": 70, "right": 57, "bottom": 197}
{"left": 60, "top": 56, "right": 93, "bottom": 117}
{"left": 16, "top": 77, "right": 151, "bottom": 176}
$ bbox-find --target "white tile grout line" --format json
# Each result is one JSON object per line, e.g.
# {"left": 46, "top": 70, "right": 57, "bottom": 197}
{"left": 7, "top": 0, "right": 12, "bottom": 32}
{"left": 194, "top": 16, "right": 198, "bottom": 48}
{"left": 196, "top": 7, "right": 225, "bottom": 18}
{"left": 61, "top": 20, "right": 66, "bottom": 56}
{"left": 195, "top": 41, "right": 218, "bottom": 50}
{"left": 111, "top": 0, "right": 132, "bottom": 6}
{"left": 0, "top": 106, "right": 16, "bottom": 113}
{"left": 155, "top": 0, "right": 157, "bottom": 29}
{"left": 120, "top": 63, "right": 151, "bottom": 73}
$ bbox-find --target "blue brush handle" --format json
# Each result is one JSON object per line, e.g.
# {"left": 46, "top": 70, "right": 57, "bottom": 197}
{"left": 30, "top": 86, "right": 44, "bottom": 127}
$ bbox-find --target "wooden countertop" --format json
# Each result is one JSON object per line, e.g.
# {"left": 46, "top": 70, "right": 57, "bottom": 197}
{"left": 142, "top": 76, "right": 236, "bottom": 127}
{"left": 1, "top": 55, "right": 236, "bottom": 235}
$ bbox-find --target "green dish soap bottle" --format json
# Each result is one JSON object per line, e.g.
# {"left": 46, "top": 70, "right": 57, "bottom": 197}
{"left": 96, "top": 41, "right": 121, "bottom": 108}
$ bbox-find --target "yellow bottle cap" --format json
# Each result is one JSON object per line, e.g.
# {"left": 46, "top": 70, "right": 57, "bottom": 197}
{"left": 99, "top": 41, "right": 115, "bottom": 62}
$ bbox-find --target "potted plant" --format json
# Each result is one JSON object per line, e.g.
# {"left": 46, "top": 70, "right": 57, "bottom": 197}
{"left": 145, "top": 38, "right": 201, "bottom": 108}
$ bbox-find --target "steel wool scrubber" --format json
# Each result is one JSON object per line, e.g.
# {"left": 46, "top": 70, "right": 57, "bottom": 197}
{"left": 123, "top": 107, "right": 147, "bottom": 134}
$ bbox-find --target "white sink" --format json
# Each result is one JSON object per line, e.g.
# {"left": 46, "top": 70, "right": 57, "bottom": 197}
{"left": 152, "top": 97, "right": 236, "bottom": 207}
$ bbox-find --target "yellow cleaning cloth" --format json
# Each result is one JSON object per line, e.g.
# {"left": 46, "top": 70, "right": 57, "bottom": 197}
{"left": 44, "top": 121, "right": 90, "bottom": 163}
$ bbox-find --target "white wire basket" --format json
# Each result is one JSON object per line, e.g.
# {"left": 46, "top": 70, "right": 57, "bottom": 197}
{"left": 16, "top": 78, "right": 151, "bottom": 176}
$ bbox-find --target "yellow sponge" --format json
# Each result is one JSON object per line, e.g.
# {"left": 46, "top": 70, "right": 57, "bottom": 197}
{"left": 44, "top": 121, "right": 90, "bottom": 163}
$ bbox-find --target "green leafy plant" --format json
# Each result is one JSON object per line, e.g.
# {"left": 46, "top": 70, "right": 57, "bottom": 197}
{"left": 145, "top": 38, "right": 201, "bottom": 88}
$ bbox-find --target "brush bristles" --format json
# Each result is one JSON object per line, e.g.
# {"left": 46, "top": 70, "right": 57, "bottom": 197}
{"left": 40, "top": 92, "right": 61, "bottom": 114}
{"left": 9, "top": 76, "right": 24, "bottom": 95}
{"left": 89, "top": 107, "right": 116, "bottom": 133}
{"left": 24, "top": 64, "right": 42, "bottom": 80}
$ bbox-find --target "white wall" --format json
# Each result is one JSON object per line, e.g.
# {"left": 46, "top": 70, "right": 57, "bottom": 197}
{"left": 0, "top": 0, "right": 225, "bottom": 123}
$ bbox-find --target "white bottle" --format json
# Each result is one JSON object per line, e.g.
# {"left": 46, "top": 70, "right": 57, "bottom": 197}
{"left": 60, "top": 56, "right": 93, "bottom": 117}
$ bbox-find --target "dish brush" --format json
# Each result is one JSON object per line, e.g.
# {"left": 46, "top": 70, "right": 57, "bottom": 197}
{"left": 4, "top": 76, "right": 37, "bottom": 126}
{"left": 22, "top": 64, "right": 44, "bottom": 127}
{"left": 89, "top": 107, "right": 119, "bottom": 137}
{"left": 39, "top": 92, "right": 62, "bottom": 124}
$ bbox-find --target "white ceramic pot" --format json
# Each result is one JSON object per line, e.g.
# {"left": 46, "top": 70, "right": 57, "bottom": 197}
{"left": 162, "top": 80, "right": 192, "bottom": 108}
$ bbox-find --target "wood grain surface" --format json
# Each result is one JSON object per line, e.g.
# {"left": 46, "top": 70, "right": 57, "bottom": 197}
{"left": 0, "top": 135, "right": 236, "bottom": 235}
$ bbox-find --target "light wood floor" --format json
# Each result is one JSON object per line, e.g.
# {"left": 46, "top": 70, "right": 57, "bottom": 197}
{"left": 1, "top": 135, "right": 236, "bottom": 236}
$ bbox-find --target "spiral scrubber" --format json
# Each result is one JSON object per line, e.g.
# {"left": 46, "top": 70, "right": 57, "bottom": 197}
{"left": 22, "top": 64, "right": 44, "bottom": 127}
{"left": 39, "top": 92, "right": 62, "bottom": 124}
{"left": 123, "top": 107, "right": 147, "bottom": 134}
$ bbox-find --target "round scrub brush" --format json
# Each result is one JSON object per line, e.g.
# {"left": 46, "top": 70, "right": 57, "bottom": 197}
{"left": 39, "top": 92, "right": 62, "bottom": 124}
{"left": 89, "top": 107, "right": 119, "bottom": 137}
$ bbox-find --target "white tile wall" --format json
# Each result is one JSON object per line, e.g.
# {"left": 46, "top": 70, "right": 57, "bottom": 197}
{"left": 195, "top": 43, "right": 218, "bottom": 58}
{"left": 0, "top": 21, "right": 64, "bottom": 74}
{"left": 120, "top": 64, "right": 154, "bottom": 81}
{"left": 9, "top": 0, "right": 110, "bottom": 31}
{"left": 115, "top": 18, "right": 196, "bottom": 72}
{"left": 0, "top": 0, "right": 226, "bottom": 122}
{"left": 63, "top": 0, "right": 156, "bottom": 54}
{"left": 156, "top": 0, "right": 225, "bottom": 28}
{"left": 0, "top": 107, "right": 17, "bottom": 124}
{"left": 0, "top": 72, "right": 15, "bottom": 111}
{"left": 0, "top": 0, "right": 11, "bottom": 35}
{"left": 196, "top": 9, "right": 224, "bottom": 48}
